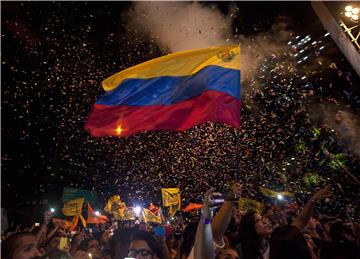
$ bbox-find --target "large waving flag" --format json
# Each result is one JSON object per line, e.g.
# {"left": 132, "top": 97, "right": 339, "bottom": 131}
{"left": 86, "top": 45, "right": 241, "bottom": 137}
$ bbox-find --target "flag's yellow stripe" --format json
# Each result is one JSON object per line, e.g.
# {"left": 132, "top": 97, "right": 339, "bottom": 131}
{"left": 102, "top": 45, "right": 240, "bottom": 91}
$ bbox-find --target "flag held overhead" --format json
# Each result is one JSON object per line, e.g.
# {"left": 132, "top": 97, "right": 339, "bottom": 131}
{"left": 86, "top": 45, "right": 241, "bottom": 137}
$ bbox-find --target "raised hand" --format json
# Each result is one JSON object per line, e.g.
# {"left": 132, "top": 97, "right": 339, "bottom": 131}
{"left": 231, "top": 182, "right": 242, "bottom": 198}
{"left": 312, "top": 186, "right": 332, "bottom": 202}
{"left": 43, "top": 210, "right": 52, "bottom": 225}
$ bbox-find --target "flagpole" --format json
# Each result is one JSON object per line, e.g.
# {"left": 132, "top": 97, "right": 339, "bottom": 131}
{"left": 235, "top": 129, "right": 240, "bottom": 180}
{"left": 235, "top": 43, "right": 241, "bottom": 181}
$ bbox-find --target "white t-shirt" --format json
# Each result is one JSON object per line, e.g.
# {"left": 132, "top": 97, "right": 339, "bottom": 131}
{"left": 187, "top": 238, "right": 225, "bottom": 259}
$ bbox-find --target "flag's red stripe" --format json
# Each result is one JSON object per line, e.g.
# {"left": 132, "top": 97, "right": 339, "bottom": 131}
{"left": 85, "top": 90, "right": 241, "bottom": 137}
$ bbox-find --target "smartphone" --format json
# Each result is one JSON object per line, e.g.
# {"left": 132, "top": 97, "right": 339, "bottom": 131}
{"left": 58, "top": 237, "right": 68, "bottom": 250}
{"left": 154, "top": 226, "right": 166, "bottom": 237}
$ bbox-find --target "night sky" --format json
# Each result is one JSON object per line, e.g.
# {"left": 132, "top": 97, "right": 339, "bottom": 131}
{"left": 2, "top": 1, "right": 360, "bottom": 226}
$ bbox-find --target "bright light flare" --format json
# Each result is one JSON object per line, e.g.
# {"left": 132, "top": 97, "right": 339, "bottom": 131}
{"left": 352, "top": 8, "right": 359, "bottom": 14}
{"left": 95, "top": 211, "right": 100, "bottom": 216}
{"left": 345, "top": 11, "right": 352, "bottom": 17}
{"left": 115, "top": 125, "right": 123, "bottom": 135}
{"left": 352, "top": 14, "right": 359, "bottom": 20}
{"left": 134, "top": 206, "right": 142, "bottom": 215}
{"left": 277, "top": 194, "right": 284, "bottom": 200}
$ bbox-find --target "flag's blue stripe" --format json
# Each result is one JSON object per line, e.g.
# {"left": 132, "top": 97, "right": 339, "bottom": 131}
{"left": 96, "top": 65, "right": 240, "bottom": 106}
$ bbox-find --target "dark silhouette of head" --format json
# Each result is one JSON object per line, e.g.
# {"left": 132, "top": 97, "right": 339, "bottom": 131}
{"left": 270, "top": 225, "right": 311, "bottom": 259}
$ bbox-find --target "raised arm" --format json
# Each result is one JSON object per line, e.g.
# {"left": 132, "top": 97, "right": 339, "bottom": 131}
{"left": 291, "top": 186, "right": 332, "bottom": 231}
{"left": 36, "top": 210, "right": 51, "bottom": 244}
{"left": 212, "top": 183, "right": 241, "bottom": 245}
{"left": 194, "top": 189, "right": 215, "bottom": 259}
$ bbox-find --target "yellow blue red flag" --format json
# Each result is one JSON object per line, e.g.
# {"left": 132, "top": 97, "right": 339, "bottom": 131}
{"left": 86, "top": 45, "right": 241, "bottom": 137}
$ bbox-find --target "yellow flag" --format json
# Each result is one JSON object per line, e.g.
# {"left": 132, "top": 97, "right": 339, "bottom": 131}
{"left": 62, "top": 198, "right": 84, "bottom": 216}
{"left": 259, "top": 187, "right": 294, "bottom": 198}
{"left": 143, "top": 209, "right": 162, "bottom": 224}
{"left": 161, "top": 188, "right": 181, "bottom": 216}
{"left": 122, "top": 207, "right": 136, "bottom": 221}
{"left": 169, "top": 203, "right": 181, "bottom": 217}
{"left": 161, "top": 188, "right": 180, "bottom": 207}
{"left": 62, "top": 198, "right": 87, "bottom": 228}
{"left": 238, "top": 198, "right": 264, "bottom": 214}
{"left": 104, "top": 195, "right": 127, "bottom": 219}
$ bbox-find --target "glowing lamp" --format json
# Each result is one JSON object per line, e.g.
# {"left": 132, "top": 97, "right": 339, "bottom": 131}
{"left": 345, "top": 11, "right": 352, "bottom": 17}
{"left": 345, "top": 5, "right": 353, "bottom": 12}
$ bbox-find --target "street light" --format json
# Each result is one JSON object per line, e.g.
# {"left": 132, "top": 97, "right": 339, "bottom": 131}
{"left": 340, "top": 4, "right": 360, "bottom": 51}
{"left": 345, "top": 5, "right": 353, "bottom": 12}
{"left": 344, "top": 5, "right": 359, "bottom": 22}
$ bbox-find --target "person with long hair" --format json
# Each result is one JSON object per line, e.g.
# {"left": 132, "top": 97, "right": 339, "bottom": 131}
{"left": 236, "top": 211, "right": 273, "bottom": 259}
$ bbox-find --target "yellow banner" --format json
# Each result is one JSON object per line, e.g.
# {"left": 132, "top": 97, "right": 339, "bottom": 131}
{"left": 143, "top": 209, "right": 162, "bottom": 224}
{"left": 104, "top": 195, "right": 127, "bottom": 219}
{"left": 161, "top": 188, "right": 180, "bottom": 207}
{"left": 62, "top": 198, "right": 84, "bottom": 216}
{"left": 162, "top": 188, "right": 181, "bottom": 217}
{"left": 122, "top": 207, "right": 136, "bottom": 221}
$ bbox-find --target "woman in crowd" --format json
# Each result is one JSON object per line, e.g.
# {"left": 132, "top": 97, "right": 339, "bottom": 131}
{"left": 236, "top": 211, "right": 273, "bottom": 259}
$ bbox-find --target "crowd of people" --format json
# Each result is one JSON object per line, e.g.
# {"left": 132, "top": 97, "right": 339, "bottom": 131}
{"left": 2, "top": 184, "right": 360, "bottom": 259}
{"left": 2, "top": 3, "right": 360, "bottom": 259}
